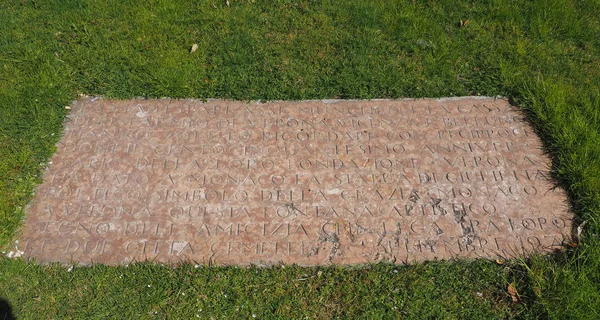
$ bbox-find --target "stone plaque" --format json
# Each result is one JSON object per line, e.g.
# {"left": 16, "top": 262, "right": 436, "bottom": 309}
{"left": 20, "top": 97, "right": 573, "bottom": 265}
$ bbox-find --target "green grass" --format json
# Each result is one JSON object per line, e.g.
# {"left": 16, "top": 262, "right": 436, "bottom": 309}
{"left": 1, "top": 0, "right": 599, "bottom": 318}
{"left": 0, "top": 259, "right": 517, "bottom": 318}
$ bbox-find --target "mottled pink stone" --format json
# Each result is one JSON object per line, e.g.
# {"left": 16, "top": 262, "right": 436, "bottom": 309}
{"left": 20, "top": 97, "right": 573, "bottom": 265}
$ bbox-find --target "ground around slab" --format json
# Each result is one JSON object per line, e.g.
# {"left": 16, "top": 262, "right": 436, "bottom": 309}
{"left": 1, "top": 0, "right": 599, "bottom": 318}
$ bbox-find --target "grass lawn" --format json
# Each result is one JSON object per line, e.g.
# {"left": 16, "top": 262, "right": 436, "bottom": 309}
{"left": 1, "top": 0, "right": 599, "bottom": 318}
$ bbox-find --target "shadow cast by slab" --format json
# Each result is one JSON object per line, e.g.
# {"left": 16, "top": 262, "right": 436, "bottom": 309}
{"left": 0, "top": 298, "right": 15, "bottom": 320}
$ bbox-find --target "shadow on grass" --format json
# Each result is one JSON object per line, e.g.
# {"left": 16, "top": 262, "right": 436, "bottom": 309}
{"left": 0, "top": 298, "right": 15, "bottom": 320}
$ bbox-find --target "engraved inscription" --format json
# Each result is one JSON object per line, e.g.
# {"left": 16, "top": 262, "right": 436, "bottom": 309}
{"left": 20, "top": 98, "right": 573, "bottom": 265}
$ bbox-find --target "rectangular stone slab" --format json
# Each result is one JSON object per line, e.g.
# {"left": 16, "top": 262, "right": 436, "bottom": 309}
{"left": 19, "top": 97, "right": 573, "bottom": 265}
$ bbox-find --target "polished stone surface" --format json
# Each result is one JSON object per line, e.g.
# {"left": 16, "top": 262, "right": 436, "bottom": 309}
{"left": 20, "top": 97, "right": 573, "bottom": 265}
